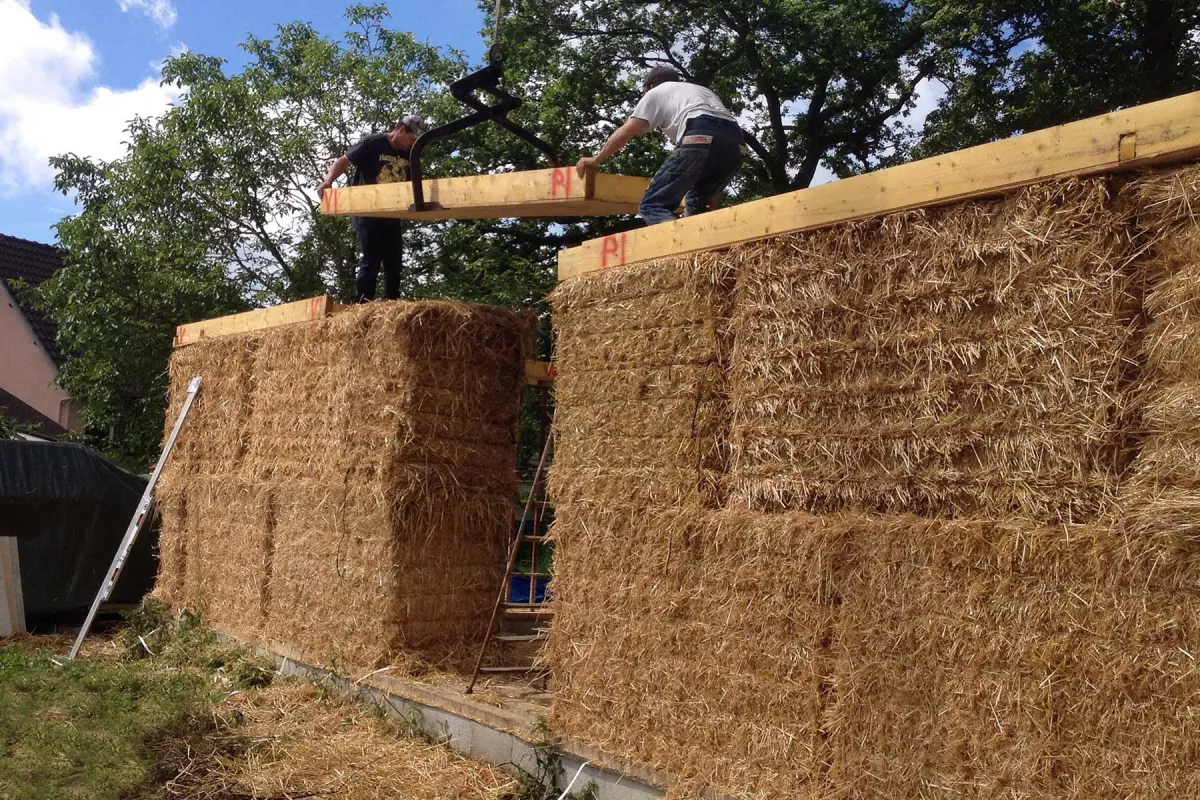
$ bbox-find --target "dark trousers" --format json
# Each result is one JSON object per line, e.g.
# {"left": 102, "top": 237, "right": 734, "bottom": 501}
{"left": 639, "top": 118, "right": 744, "bottom": 225}
{"left": 352, "top": 216, "right": 404, "bottom": 301}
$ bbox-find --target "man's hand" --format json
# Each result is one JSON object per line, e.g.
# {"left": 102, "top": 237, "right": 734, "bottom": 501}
{"left": 576, "top": 156, "right": 600, "bottom": 179}
{"left": 317, "top": 178, "right": 334, "bottom": 194}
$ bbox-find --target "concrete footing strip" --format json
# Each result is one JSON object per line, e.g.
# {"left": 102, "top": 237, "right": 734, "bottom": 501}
{"left": 229, "top": 637, "right": 669, "bottom": 800}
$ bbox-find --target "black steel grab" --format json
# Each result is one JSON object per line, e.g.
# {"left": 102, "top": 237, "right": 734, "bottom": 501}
{"left": 407, "top": 50, "right": 561, "bottom": 212}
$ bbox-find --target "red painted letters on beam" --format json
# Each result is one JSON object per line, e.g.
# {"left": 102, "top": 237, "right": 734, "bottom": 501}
{"left": 550, "top": 168, "right": 572, "bottom": 198}
{"left": 600, "top": 233, "right": 628, "bottom": 269}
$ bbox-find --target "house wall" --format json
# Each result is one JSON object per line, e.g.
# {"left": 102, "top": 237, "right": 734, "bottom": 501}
{"left": 0, "top": 281, "right": 75, "bottom": 430}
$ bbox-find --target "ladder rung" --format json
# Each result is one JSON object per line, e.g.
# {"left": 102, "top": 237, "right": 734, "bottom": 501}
{"left": 495, "top": 633, "right": 548, "bottom": 643}
{"left": 478, "top": 665, "right": 550, "bottom": 673}
{"left": 503, "top": 605, "right": 554, "bottom": 616}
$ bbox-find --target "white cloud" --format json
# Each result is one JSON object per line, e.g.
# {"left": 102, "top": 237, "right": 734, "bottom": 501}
{"left": 0, "top": 0, "right": 180, "bottom": 192}
{"left": 116, "top": 0, "right": 177, "bottom": 29}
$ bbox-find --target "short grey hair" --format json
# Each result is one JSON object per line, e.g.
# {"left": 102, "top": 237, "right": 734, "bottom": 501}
{"left": 398, "top": 114, "right": 428, "bottom": 137}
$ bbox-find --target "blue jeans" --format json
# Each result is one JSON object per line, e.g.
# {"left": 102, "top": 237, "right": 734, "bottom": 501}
{"left": 639, "top": 131, "right": 743, "bottom": 225}
{"left": 352, "top": 217, "right": 404, "bottom": 301}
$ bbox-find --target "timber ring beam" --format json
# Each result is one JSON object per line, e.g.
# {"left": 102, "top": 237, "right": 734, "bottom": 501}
{"left": 557, "top": 90, "right": 1200, "bottom": 280}
{"left": 320, "top": 167, "right": 651, "bottom": 220}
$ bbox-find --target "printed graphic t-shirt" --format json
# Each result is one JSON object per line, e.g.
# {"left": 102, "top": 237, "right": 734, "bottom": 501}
{"left": 347, "top": 133, "right": 411, "bottom": 185}
{"left": 631, "top": 83, "right": 738, "bottom": 145}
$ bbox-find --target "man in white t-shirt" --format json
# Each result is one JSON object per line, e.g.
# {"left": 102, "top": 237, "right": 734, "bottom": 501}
{"left": 576, "top": 67, "right": 744, "bottom": 224}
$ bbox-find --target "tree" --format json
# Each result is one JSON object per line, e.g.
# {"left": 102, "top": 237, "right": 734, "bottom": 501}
{"left": 486, "top": 0, "right": 1035, "bottom": 197}
{"left": 919, "top": 0, "right": 1200, "bottom": 154}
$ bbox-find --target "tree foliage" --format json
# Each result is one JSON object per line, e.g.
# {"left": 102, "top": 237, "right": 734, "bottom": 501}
{"left": 920, "top": 0, "right": 1200, "bottom": 153}
{"left": 490, "top": 0, "right": 1038, "bottom": 195}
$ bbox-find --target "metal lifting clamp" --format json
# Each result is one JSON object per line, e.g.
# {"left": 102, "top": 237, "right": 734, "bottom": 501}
{"left": 407, "top": 44, "right": 562, "bottom": 212}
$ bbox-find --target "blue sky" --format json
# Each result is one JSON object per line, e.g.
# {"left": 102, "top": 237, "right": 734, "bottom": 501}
{"left": 0, "top": 0, "right": 489, "bottom": 244}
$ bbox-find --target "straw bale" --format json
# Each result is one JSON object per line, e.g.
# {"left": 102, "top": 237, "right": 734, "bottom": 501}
{"left": 729, "top": 179, "right": 1139, "bottom": 522}
{"left": 547, "top": 504, "right": 840, "bottom": 798}
{"left": 550, "top": 257, "right": 734, "bottom": 508}
{"left": 548, "top": 505, "right": 1200, "bottom": 799}
{"left": 161, "top": 332, "right": 262, "bottom": 480}
{"left": 239, "top": 320, "right": 350, "bottom": 483}
{"left": 265, "top": 474, "right": 511, "bottom": 669}
{"left": 155, "top": 300, "right": 530, "bottom": 672}
{"left": 153, "top": 475, "right": 274, "bottom": 638}
{"left": 1117, "top": 165, "right": 1200, "bottom": 542}
{"left": 829, "top": 517, "right": 1200, "bottom": 800}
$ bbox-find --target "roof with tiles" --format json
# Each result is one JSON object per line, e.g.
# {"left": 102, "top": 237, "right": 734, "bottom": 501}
{"left": 0, "top": 386, "right": 67, "bottom": 439}
{"left": 0, "top": 233, "right": 65, "bottom": 365}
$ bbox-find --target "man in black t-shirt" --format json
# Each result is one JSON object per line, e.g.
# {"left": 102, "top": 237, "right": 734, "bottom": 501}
{"left": 318, "top": 114, "right": 428, "bottom": 301}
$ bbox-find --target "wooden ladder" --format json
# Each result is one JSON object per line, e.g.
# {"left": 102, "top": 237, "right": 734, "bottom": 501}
{"left": 467, "top": 423, "right": 555, "bottom": 693}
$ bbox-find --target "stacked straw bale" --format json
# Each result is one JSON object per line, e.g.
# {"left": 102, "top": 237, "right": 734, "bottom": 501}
{"left": 547, "top": 508, "right": 1200, "bottom": 798}
{"left": 550, "top": 258, "right": 734, "bottom": 509}
{"left": 546, "top": 170, "right": 1200, "bottom": 798}
{"left": 730, "top": 181, "right": 1138, "bottom": 522}
{"left": 829, "top": 518, "right": 1200, "bottom": 799}
{"left": 547, "top": 504, "right": 839, "bottom": 797}
{"left": 1118, "top": 164, "right": 1200, "bottom": 544}
{"left": 156, "top": 334, "right": 265, "bottom": 628}
{"left": 156, "top": 301, "right": 532, "bottom": 670}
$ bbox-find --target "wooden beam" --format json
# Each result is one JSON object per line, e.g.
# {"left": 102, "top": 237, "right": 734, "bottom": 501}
{"left": 524, "top": 360, "right": 557, "bottom": 385}
{"left": 0, "top": 537, "right": 24, "bottom": 637}
{"left": 322, "top": 168, "right": 649, "bottom": 220}
{"left": 558, "top": 90, "right": 1200, "bottom": 280}
{"left": 174, "top": 296, "right": 341, "bottom": 347}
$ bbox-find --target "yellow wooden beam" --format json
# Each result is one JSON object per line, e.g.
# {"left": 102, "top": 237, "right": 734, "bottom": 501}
{"left": 322, "top": 168, "right": 649, "bottom": 220}
{"left": 558, "top": 90, "right": 1200, "bottom": 280}
{"left": 174, "top": 296, "right": 341, "bottom": 347}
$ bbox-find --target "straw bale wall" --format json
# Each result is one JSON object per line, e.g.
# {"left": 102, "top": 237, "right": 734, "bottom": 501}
{"left": 156, "top": 301, "right": 532, "bottom": 670}
{"left": 546, "top": 167, "right": 1200, "bottom": 798}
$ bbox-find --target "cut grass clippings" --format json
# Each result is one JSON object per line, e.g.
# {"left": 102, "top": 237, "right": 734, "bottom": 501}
{"left": 0, "top": 605, "right": 544, "bottom": 800}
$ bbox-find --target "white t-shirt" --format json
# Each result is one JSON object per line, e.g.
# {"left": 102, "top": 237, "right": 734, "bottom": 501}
{"left": 631, "top": 82, "right": 738, "bottom": 145}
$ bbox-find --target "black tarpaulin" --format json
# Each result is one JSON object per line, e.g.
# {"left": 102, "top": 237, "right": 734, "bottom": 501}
{"left": 0, "top": 441, "right": 156, "bottom": 620}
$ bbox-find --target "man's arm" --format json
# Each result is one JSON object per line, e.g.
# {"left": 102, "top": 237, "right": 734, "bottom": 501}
{"left": 317, "top": 155, "right": 352, "bottom": 193}
{"left": 576, "top": 117, "right": 651, "bottom": 177}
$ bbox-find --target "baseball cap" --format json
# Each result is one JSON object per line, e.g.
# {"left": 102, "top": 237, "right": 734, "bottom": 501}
{"left": 400, "top": 114, "right": 429, "bottom": 137}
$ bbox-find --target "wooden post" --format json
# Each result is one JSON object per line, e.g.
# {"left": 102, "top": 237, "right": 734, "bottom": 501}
{"left": 0, "top": 537, "right": 24, "bottom": 637}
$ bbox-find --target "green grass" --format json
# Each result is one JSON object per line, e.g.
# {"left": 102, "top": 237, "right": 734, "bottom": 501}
{"left": 0, "top": 601, "right": 277, "bottom": 800}
{"left": 0, "top": 641, "right": 206, "bottom": 800}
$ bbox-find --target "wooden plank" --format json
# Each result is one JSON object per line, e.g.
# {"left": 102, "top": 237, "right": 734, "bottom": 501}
{"left": 558, "top": 90, "right": 1200, "bottom": 280}
{"left": 524, "top": 360, "right": 557, "bottom": 385}
{"left": 322, "top": 168, "right": 649, "bottom": 220}
{"left": 174, "top": 296, "right": 341, "bottom": 347}
{"left": 0, "top": 537, "right": 24, "bottom": 637}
